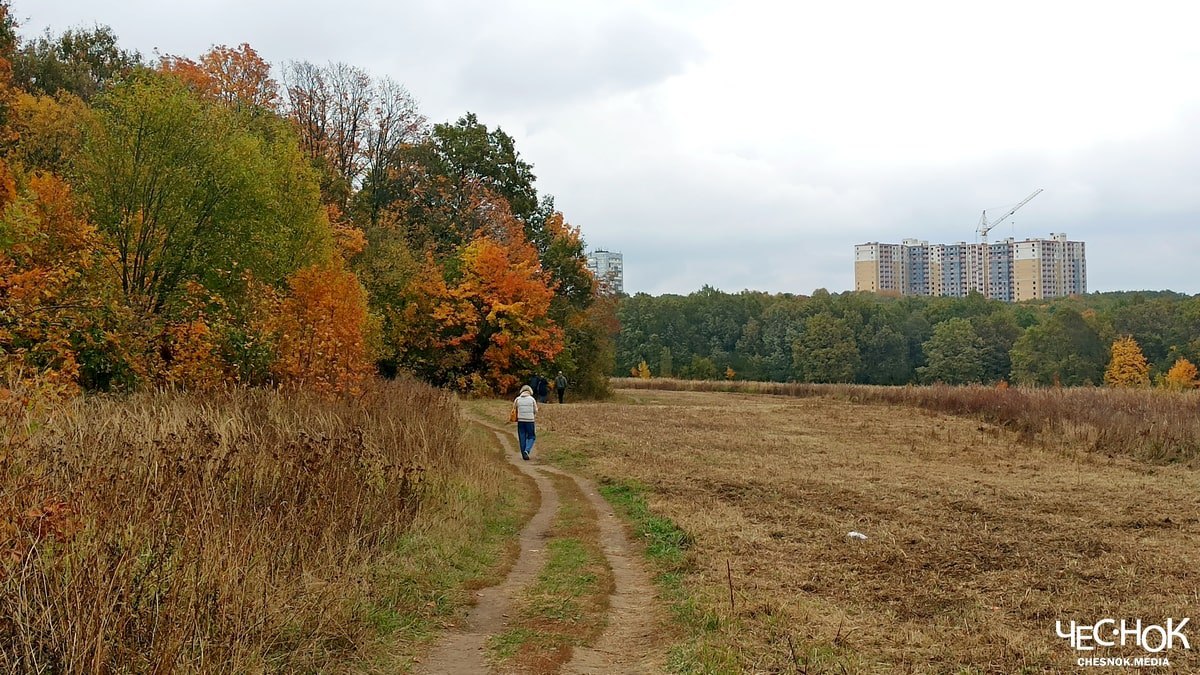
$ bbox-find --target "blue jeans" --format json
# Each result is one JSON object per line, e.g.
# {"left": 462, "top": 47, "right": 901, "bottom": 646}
{"left": 517, "top": 421, "right": 536, "bottom": 455}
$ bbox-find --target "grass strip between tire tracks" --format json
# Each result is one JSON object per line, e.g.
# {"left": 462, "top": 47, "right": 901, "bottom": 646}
{"left": 488, "top": 471, "right": 612, "bottom": 673}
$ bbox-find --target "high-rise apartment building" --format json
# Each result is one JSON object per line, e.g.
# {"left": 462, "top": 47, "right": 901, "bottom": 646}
{"left": 586, "top": 249, "right": 624, "bottom": 294}
{"left": 854, "top": 234, "right": 1085, "bottom": 301}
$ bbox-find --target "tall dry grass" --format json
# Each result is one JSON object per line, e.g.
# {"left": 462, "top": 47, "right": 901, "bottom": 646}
{"left": 0, "top": 379, "right": 463, "bottom": 672}
{"left": 614, "top": 377, "right": 1200, "bottom": 464}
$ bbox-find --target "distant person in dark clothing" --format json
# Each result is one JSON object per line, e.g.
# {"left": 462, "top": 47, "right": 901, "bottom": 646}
{"left": 555, "top": 371, "right": 568, "bottom": 403}
{"left": 535, "top": 374, "right": 550, "bottom": 403}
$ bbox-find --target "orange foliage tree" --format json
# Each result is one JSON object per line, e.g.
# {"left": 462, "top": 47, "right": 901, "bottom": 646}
{"left": 1163, "top": 357, "right": 1198, "bottom": 391}
{"left": 426, "top": 233, "right": 563, "bottom": 394}
{"left": 160, "top": 43, "right": 278, "bottom": 110}
{"left": 269, "top": 265, "right": 374, "bottom": 395}
{"left": 149, "top": 281, "right": 227, "bottom": 391}
{"left": 0, "top": 167, "right": 108, "bottom": 397}
{"left": 632, "top": 360, "right": 651, "bottom": 379}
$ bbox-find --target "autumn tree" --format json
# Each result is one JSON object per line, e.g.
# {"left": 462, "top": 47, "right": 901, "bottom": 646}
{"left": 1104, "top": 336, "right": 1150, "bottom": 388}
{"left": 426, "top": 231, "right": 563, "bottom": 394}
{"left": 270, "top": 265, "right": 374, "bottom": 394}
{"left": 1163, "top": 358, "right": 1198, "bottom": 390}
{"left": 160, "top": 43, "right": 278, "bottom": 111}
{"left": 0, "top": 167, "right": 110, "bottom": 396}
{"left": 361, "top": 113, "right": 606, "bottom": 395}
{"left": 151, "top": 281, "right": 226, "bottom": 390}
{"left": 7, "top": 90, "right": 93, "bottom": 174}
{"left": 282, "top": 61, "right": 407, "bottom": 207}
{"left": 0, "top": 0, "right": 15, "bottom": 131}
{"left": 360, "top": 77, "right": 426, "bottom": 223}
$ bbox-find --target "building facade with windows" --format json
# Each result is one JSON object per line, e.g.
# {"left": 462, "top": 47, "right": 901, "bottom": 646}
{"left": 854, "top": 234, "right": 1085, "bottom": 301}
{"left": 586, "top": 249, "right": 624, "bottom": 294}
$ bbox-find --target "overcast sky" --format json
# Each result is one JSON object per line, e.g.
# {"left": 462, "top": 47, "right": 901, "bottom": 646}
{"left": 13, "top": 0, "right": 1200, "bottom": 296}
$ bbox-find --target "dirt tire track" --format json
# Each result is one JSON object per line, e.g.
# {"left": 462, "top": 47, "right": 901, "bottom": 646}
{"left": 416, "top": 422, "right": 560, "bottom": 675}
{"left": 538, "top": 463, "right": 665, "bottom": 674}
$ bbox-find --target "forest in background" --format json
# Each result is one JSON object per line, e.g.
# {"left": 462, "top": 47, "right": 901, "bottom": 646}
{"left": 616, "top": 287, "right": 1200, "bottom": 388}
{"left": 0, "top": 4, "right": 614, "bottom": 403}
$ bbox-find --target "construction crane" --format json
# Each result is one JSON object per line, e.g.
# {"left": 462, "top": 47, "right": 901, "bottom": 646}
{"left": 977, "top": 188, "right": 1043, "bottom": 244}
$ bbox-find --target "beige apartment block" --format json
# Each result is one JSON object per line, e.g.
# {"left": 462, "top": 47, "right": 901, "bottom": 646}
{"left": 856, "top": 234, "right": 1085, "bottom": 302}
{"left": 854, "top": 243, "right": 903, "bottom": 295}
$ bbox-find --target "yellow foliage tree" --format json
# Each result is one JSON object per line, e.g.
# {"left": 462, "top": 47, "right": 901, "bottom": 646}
{"left": 1103, "top": 336, "right": 1150, "bottom": 388}
{"left": 1163, "top": 358, "right": 1198, "bottom": 391}
{"left": 725, "top": 366, "right": 736, "bottom": 380}
{"left": 635, "top": 360, "right": 651, "bottom": 379}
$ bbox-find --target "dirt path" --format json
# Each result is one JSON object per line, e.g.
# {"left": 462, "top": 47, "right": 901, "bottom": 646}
{"left": 540, "top": 463, "right": 663, "bottom": 674}
{"left": 416, "top": 423, "right": 560, "bottom": 674}
{"left": 417, "top": 416, "right": 662, "bottom": 674}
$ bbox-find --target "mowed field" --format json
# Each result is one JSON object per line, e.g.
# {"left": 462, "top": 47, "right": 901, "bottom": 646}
{"left": 494, "top": 389, "right": 1200, "bottom": 673}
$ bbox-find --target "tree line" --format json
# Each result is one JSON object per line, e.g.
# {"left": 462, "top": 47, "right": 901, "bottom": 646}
{"left": 616, "top": 287, "right": 1200, "bottom": 388}
{"left": 0, "top": 6, "right": 613, "bottom": 400}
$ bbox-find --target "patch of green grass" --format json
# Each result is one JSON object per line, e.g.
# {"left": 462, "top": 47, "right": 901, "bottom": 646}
{"left": 487, "top": 537, "right": 599, "bottom": 660}
{"left": 598, "top": 479, "right": 691, "bottom": 570}
{"left": 489, "top": 627, "right": 538, "bottom": 661}
{"left": 531, "top": 538, "right": 595, "bottom": 607}
{"left": 540, "top": 437, "right": 590, "bottom": 471}
{"left": 598, "top": 478, "right": 739, "bottom": 674}
{"left": 360, "top": 478, "right": 524, "bottom": 643}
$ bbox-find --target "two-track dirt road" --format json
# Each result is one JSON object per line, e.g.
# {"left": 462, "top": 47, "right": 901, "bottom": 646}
{"left": 417, "top": 415, "right": 664, "bottom": 674}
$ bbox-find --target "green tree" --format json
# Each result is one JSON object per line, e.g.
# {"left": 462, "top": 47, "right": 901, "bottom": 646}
{"left": 918, "top": 318, "right": 985, "bottom": 384}
{"left": 1010, "top": 309, "right": 1106, "bottom": 386}
{"left": 659, "top": 346, "right": 673, "bottom": 378}
{"left": 760, "top": 297, "right": 806, "bottom": 380}
{"left": 80, "top": 72, "right": 329, "bottom": 312}
{"left": 792, "top": 313, "right": 860, "bottom": 383}
{"left": 971, "top": 311, "right": 1021, "bottom": 383}
{"left": 683, "top": 355, "right": 718, "bottom": 380}
{"left": 13, "top": 25, "right": 143, "bottom": 101}
{"left": 431, "top": 112, "right": 539, "bottom": 221}
{"left": 857, "top": 316, "right": 912, "bottom": 384}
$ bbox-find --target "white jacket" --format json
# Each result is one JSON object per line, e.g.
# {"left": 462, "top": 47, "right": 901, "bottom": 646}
{"left": 514, "top": 393, "right": 538, "bottom": 422}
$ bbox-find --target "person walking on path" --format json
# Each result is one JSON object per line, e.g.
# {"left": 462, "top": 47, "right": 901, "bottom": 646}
{"left": 513, "top": 384, "right": 539, "bottom": 460}
{"left": 555, "top": 371, "right": 568, "bottom": 404}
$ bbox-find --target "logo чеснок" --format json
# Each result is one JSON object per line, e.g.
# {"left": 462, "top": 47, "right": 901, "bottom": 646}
{"left": 1056, "top": 619, "right": 1191, "bottom": 668}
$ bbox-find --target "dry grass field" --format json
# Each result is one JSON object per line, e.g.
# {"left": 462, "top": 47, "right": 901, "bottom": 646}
{"left": 0, "top": 381, "right": 528, "bottom": 672}
{"left": 500, "top": 388, "right": 1200, "bottom": 673}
